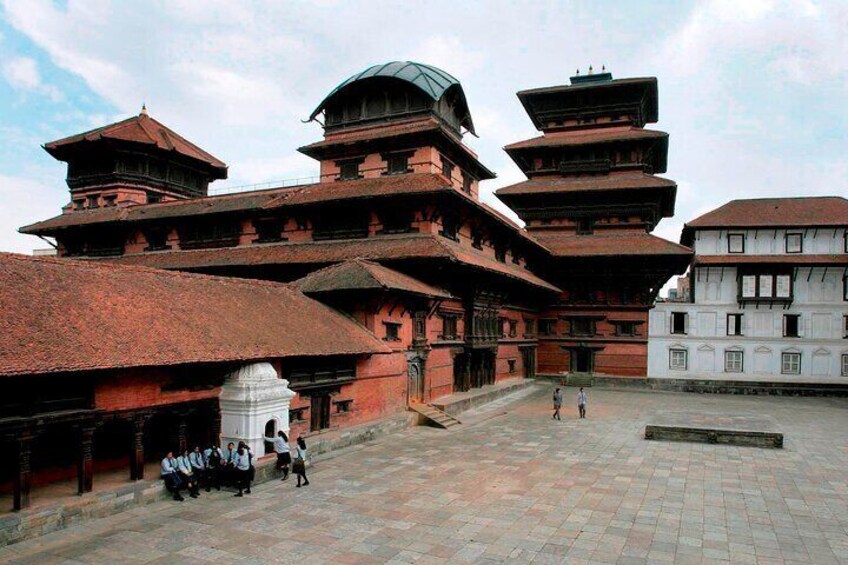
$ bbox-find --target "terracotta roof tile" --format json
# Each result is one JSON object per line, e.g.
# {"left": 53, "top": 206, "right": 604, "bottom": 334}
{"left": 686, "top": 197, "right": 848, "bottom": 229}
{"left": 496, "top": 173, "right": 676, "bottom": 197}
{"left": 44, "top": 113, "right": 227, "bottom": 174}
{"left": 534, "top": 233, "right": 693, "bottom": 258}
{"left": 504, "top": 127, "right": 666, "bottom": 151}
{"left": 694, "top": 254, "right": 848, "bottom": 266}
{"left": 295, "top": 259, "right": 454, "bottom": 298}
{"left": 97, "top": 233, "right": 560, "bottom": 292}
{"left": 0, "top": 252, "right": 389, "bottom": 377}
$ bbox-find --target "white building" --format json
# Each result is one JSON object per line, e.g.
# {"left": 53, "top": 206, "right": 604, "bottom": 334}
{"left": 649, "top": 197, "right": 848, "bottom": 381}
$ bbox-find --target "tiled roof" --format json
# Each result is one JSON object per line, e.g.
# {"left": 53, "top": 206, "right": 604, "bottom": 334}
{"left": 496, "top": 173, "right": 676, "bottom": 197}
{"left": 504, "top": 128, "right": 666, "bottom": 151}
{"left": 694, "top": 254, "right": 848, "bottom": 266}
{"left": 533, "top": 233, "right": 693, "bottom": 258}
{"left": 0, "top": 253, "right": 389, "bottom": 377}
{"left": 97, "top": 233, "right": 561, "bottom": 292}
{"left": 295, "top": 259, "right": 453, "bottom": 299}
{"left": 685, "top": 197, "right": 848, "bottom": 229}
{"left": 44, "top": 112, "right": 227, "bottom": 175}
{"left": 21, "top": 173, "right": 545, "bottom": 251}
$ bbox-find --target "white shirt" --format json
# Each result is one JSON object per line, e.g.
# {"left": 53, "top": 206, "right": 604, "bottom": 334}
{"left": 577, "top": 391, "right": 588, "bottom": 406}
{"left": 265, "top": 436, "right": 290, "bottom": 454}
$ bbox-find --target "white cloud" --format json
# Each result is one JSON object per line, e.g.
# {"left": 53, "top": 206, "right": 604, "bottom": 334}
{"left": 1, "top": 55, "right": 63, "bottom": 100}
{"left": 0, "top": 173, "right": 66, "bottom": 254}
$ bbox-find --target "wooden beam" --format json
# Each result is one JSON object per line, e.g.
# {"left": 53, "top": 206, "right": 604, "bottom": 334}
{"left": 77, "top": 426, "right": 95, "bottom": 495}
{"left": 13, "top": 432, "right": 33, "bottom": 511}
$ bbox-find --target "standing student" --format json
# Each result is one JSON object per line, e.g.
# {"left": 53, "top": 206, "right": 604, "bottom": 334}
{"left": 233, "top": 444, "right": 252, "bottom": 497}
{"left": 552, "top": 388, "right": 563, "bottom": 420}
{"left": 577, "top": 387, "right": 588, "bottom": 419}
{"left": 160, "top": 451, "right": 184, "bottom": 502}
{"left": 265, "top": 430, "right": 291, "bottom": 481}
{"left": 204, "top": 444, "right": 223, "bottom": 491}
{"left": 293, "top": 436, "right": 310, "bottom": 488}
{"left": 238, "top": 441, "right": 256, "bottom": 486}
{"left": 222, "top": 442, "right": 237, "bottom": 486}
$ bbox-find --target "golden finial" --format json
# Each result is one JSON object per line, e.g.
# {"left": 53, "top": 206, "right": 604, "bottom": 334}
{"left": 140, "top": 103, "right": 148, "bottom": 116}
{"left": 588, "top": 65, "right": 594, "bottom": 75}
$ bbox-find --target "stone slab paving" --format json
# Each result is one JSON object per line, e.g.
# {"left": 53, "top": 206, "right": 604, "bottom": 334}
{"left": 2, "top": 386, "right": 847, "bottom": 564}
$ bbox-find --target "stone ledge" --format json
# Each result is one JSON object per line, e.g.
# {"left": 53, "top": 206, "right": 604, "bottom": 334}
{"left": 645, "top": 425, "right": 784, "bottom": 448}
{"left": 431, "top": 378, "right": 533, "bottom": 416}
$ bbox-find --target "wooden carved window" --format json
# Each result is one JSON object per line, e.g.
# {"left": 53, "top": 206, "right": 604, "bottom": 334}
{"left": 383, "top": 321, "right": 402, "bottom": 342}
{"left": 524, "top": 318, "right": 537, "bottom": 337}
{"left": 338, "top": 160, "right": 362, "bottom": 181}
{"left": 253, "top": 218, "right": 285, "bottom": 243}
{"left": 385, "top": 153, "right": 410, "bottom": 175}
{"left": 461, "top": 172, "right": 473, "bottom": 194}
{"left": 576, "top": 218, "right": 594, "bottom": 235}
{"left": 441, "top": 315, "right": 459, "bottom": 340}
{"left": 539, "top": 319, "right": 556, "bottom": 336}
{"left": 86, "top": 194, "right": 99, "bottom": 208}
{"left": 508, "top": 319, "right": 518, "bottom": 337}
{"left": 441, "top": 156, "right": 454, "bottom": 181}
{"left": 614, "top": 321, "right": 638, "bottom": 337}
{"left": 569, "top": 318, "right": 595, "bottom": 337}
{"left": 144, "top": 228, "right": 170, "bottom": 251}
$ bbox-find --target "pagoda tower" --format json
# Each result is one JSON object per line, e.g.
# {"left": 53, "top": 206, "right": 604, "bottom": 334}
{"left": 496, "top": 68, "right": 691, "bottom": 377}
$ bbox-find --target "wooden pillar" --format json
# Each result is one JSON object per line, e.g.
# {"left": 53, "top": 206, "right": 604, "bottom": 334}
{"left": 177, "top": 416, "right": 188, "bottom": 454}
{"left": 129, "top": 416, "right": 146, "bottom": 481}
{"left": 13, "top": 432, "right": 33, "bottom": 511}
{"left": 77, "top": 426, "right": 95, "bottom": 495}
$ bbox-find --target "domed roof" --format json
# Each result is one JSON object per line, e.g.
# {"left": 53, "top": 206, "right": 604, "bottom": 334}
{"left": 309, "top": 61, "right": 475, "bottom": 134}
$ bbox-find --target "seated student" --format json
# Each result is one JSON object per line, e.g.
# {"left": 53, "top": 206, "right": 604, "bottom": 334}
{"left": 189, "top": 446, "right": 207, "bottom": 492}
{"left": 160, "top": 451, "right": 185, "bottom": 502}
{"left": 176, "top": 449, "right": 200, "bottom": 498}
{"left": 203, "top": 444, "right": 223, "bottom": 491}
{"left": 221, "top": 442, "right": 237, "bottom": 487}
{"left": 233, "top": 444, "right": 252, "bottom": 497}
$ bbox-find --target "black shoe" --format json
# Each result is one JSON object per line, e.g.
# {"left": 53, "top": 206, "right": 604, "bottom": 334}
{"left": 174, "top": 495, "right": 185, "bottom": 502}
{"left": 303, "top": 481, "right": 309, "bottom": 486}
{"left": 245, "top": 489, "right": 251, "bottom": 494}
{"left": 190, "top": 493, "right": 199, "bottom": 498}
{"left": 205, "top": 487, "right": 211, "bottom": 492}
{"left": 234, "top": 492, "right": 243, "bottom": 497}
{"left": 296, "top": 484, "right": 301, "bottom": 488}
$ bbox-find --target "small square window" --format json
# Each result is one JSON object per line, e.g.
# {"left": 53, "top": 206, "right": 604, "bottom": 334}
{"left": 508, "top": 320, "right": 518, "bottom": 338}
{"left": 383, "top": 322, "right": 401, "bottom": 342}
{"left": 147, "top": 193, "right": 162, "bottom": 204}
{"left": 338, "top": 161, "right": 361, "bottom": 181}
{"left": 539, "top": 319, "right": 556, "bottom": 336}
{"left": 785, "top": 233, "right": 803, "bottom": 253}
{"left": 615, "top": 321, "right": 638, "bottom": 337}
{"left": 524, "top": 319, "right": 537, "bottom": 337}
{"left": 725, "top": 350, "right": 743, "bottom": 373}
{"left": 386, "top": 154, "right": 409, "bottom": 175}
{"left": 576, "top": 219, "right": 594, "bottom": 235}
{"left": 727, "top": 314, "right": 743, "bottom": 336}
{"left": 72, "top": 199, "right": 85, "bottom": 211}
{"left": 569, "top": 318, "right": 594, "bottom": 337}
{"left": 728, "top": 233, "right": 745, "bottom": 254}
{"left": 781, "top": 352, "right": 801, "bottom": 375}
{"left": 86, "top": 194, "right": 99, "bottom": 208}
{"left": 669, "top": 349, "right": 688, "bottom": 370}
{"left": 783, "top": 314, "right": 800, "bottom": 338}
{"left": 508, "top": 359, "right": 516, "bottom": 374}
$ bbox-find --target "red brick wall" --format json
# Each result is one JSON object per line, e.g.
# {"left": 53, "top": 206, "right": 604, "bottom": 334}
{"left": 94, "top": 368, "right": 220, "bottom": 411}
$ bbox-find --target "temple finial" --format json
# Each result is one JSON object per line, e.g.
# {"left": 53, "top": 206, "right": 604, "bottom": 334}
{"left": 140, "top": 103, "right": 148, "bottom": 116}
{"left": 588, "top": 64, "right": 594, "bottom": 75}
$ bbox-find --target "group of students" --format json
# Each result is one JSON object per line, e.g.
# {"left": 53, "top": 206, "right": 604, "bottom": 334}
{"left": 159, "top": 432, "right": 309, "bottom": 502}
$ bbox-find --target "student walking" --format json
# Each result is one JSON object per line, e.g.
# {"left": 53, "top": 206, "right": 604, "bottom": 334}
{"left": 577, "top": 387, "right": 588, "bottom": 419}
{"left": 552, "top": 387, "right": 563, "bottom": 420}
{"left": 293, "top": 436, "right": 310, "bottom": 488}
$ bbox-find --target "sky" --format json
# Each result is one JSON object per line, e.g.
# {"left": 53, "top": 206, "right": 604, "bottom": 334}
{"left": 0, "top": 0, "right": 845, "bottom": 266}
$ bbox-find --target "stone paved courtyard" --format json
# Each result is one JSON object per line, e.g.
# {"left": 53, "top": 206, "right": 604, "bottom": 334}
{"left": 2, "top": 386, "right": 847, "bottom": 564}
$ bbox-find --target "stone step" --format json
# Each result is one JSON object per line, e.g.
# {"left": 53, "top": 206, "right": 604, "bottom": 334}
{"left": 408, "top": 403, "right": 462, "bottom": 429}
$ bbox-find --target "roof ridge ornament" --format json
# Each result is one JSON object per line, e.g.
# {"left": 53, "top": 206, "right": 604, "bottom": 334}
{"left": 140, "top": 103, "right": 148, "bottom": 116}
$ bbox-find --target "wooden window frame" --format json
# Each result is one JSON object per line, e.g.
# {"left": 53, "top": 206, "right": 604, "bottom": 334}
{"left": 727, "top": 313, "right": 744, "bottom": 336}
{"left": 785, "top": 232, "right": 803, "bottom": 254}
{"left": 671, "top": 312, "right": 687, "bottom": 335}
{"left": 383, "top": 321, "right": 402, "bottom": 342}
{"left": 783, "top": 314, "right": 801, "bottom": 338}
{"left": 727, "top": 233, "right": 745, "bottom": 254}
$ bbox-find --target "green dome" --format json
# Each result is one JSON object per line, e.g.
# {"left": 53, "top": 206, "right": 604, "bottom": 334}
{"left": 309, "top": 61, "right": 475, "bottom": 134}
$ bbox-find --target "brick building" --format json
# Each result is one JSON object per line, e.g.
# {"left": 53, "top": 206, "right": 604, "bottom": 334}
{"left": 11, "top": 62, "right": 690, "bottom": 510}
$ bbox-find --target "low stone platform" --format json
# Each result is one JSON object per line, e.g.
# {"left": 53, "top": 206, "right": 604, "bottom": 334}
{"left": 645, "top": 411, "right": 784, "bottom": 448}
{"left": 431, "top": 377, "right": 535, "bottom": 416}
